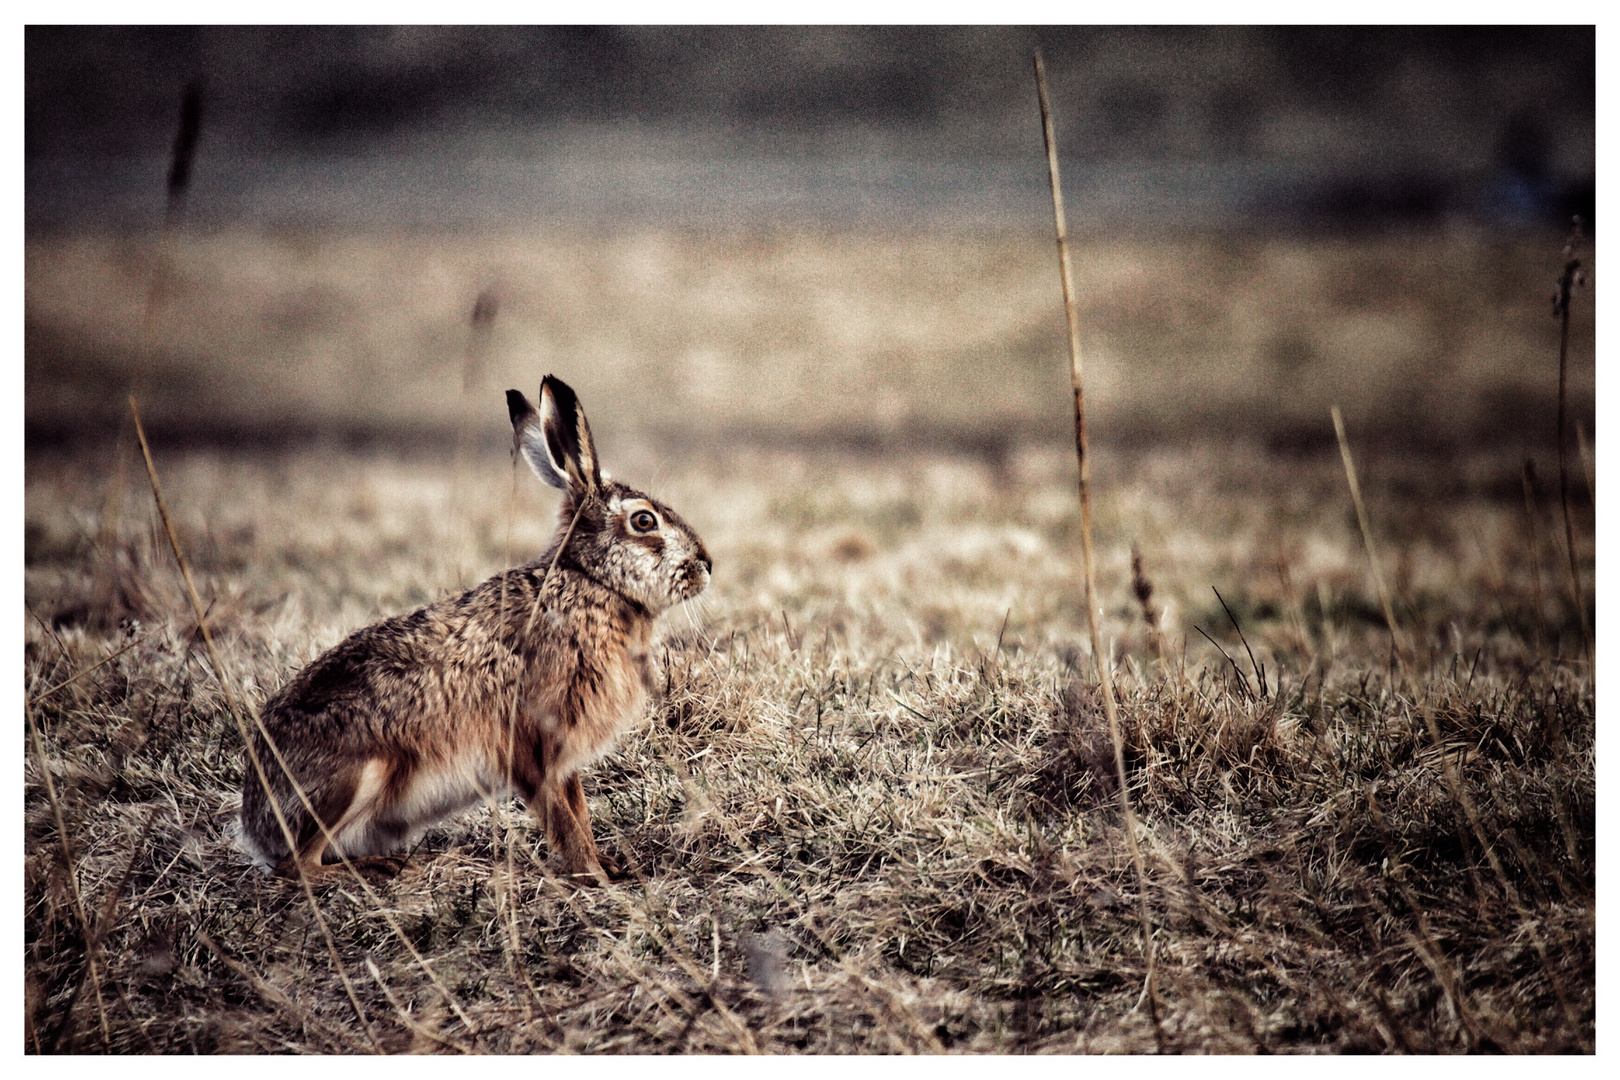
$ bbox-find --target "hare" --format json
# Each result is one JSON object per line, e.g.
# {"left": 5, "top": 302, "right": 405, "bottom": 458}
{"left": 239, "top": 375, "right": 711, "bottom": 884}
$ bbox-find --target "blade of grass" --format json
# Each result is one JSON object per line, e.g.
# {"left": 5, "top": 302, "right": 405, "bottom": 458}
{"left": 1552, "top": 220, "right": 1591, "bottom": 668}
{"left": 130, "top": 396, "right": 382, "bottom": 1053}
{"left": 28, "top": 631, "right": 149, "bottom": 708}
{"left": 1034, "top": 48, "right": 1161, "bottom": 1042}
{"left": 1212, "top": 587, "right": 1265, "bottom": 698}
{"left": 26, "top": 698, "right": 111, "bottom": 1050}
{"left": 1331, "top": 405, "right": 1409, "bottom": 659}
{"left": 1194, "top": 624, "right": 1254, "bottom": 701}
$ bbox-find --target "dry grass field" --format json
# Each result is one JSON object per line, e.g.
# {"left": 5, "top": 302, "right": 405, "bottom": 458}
{"left": 23, "top": 227, "right": 1594, "bottom": 1053}
{"left": 24, "top": 434, "right": 1594, "bottom": 1053}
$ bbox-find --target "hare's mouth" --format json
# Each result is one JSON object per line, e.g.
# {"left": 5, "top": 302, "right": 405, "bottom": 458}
{"left": 679, "top": 561, "right": 711, "bottom": 598}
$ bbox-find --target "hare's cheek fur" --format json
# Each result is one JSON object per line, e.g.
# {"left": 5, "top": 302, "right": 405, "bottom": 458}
{"left": 610, "top": 537, "right": 671, "bottom": 611}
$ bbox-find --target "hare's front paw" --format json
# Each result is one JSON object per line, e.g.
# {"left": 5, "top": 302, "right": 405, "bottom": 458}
{"left": 562, "top": 855, "right": 623, "bottom": 888}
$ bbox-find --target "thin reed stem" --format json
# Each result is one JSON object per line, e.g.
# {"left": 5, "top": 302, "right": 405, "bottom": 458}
{"left": 1553, "top": 222, "right": 1591, "bottom": 668}
{"left": 115, "top": 431, "right": 475, "bottom": 1037}
{"left": 1331, "top": 405, "right": 1408, "bottom": 658}
{"left": 495, "top": 452, "right": 535, "bottom": 1012}
{"left": 26, "top": 699, "right": 111, "bottom": 1049}
{"left": 101, "top": 84, "right": 203, "bottom": 564}
{"left": 128, "top": 407, "right": 477, "bottom": 1042}
{"left": 1521, "top": 461, "right": 1547, "bottom": 653}
{"left": 129, "top": 396, "right": 383, "bottom": 1053}
{"left": 1574, "top": 420, "right": 1594, "bottom": 507}
{"left": 1034, "top": 49, "right": 1161, "bottom": 1036}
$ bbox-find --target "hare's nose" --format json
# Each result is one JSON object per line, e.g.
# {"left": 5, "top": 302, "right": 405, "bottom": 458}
{"left": 699, "top": 555, "right": 713, "bottom": 574}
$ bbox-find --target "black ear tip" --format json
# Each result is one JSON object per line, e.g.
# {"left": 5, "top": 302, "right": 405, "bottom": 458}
{"left": 541, "top": 374, "right": 579, "bottom": 413}
{"left": 505, "top": 389, "right": 530, "bottom": 423}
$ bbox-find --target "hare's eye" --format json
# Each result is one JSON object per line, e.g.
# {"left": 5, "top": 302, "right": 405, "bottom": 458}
{"left": 630, "top": 510, "right": 658, "bottom": 533}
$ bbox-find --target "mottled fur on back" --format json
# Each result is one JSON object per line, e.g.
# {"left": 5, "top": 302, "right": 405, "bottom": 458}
{"left": 239, "top": 376, "right": 710, "bottom": 882}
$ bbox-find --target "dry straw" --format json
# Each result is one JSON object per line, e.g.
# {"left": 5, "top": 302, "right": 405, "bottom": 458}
{"left": 25, "top": 699, "right": 111, "bottom": 1047}
{"left": 127, "top": 396, "right": 385, "bottom": 1052}
{"left": 27, "top": 416, "right": 1595, "bottom": 1050}
{"left": 1033, "top": 49, "right": 1160, "bottom": 1028}
{"left": 98, "top": 82, "right": 207, "bottom": 608}
{"left": 1552, "top": 219, "right": 1591, "bottom": 666}
{"left": 1331, "top": 404, "right": 1409, "bottom": 659}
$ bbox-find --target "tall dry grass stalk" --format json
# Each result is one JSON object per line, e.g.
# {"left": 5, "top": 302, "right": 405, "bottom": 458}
{"left": 1521, "top": 461, "right": 1547, "bottom": 654}
{"left": 1574, "top": 421, "right": 1594, "bottom": 506}
{"left": 129, "top": 397, "right": 384, "bottom": 1052}
{"left": 100, "top": 82, "right": 208, "bottom": 596}
{"left": 494, "top": 454, "right": 533, "bottom": 1008}
{"left": 1331, "top": 405, "right": 1409, "bottom": 659}
{"left": 1552, "top": 220, "right": 1591, "bottom": 666}
{"left": 1033, "top": 49, "right": 1160, "bottom": 1031}
{"left": 134, "top": 397, "right": 480, "bottom": 1044}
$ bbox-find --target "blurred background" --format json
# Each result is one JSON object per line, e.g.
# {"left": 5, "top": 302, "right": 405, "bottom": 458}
{"left": 25, "top": 25, "right": 1595, "bottom": 456}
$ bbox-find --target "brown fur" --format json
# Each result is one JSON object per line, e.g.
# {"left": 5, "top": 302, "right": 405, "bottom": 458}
{"left": 239, "top": 377, "right": 710, "bottom": 883}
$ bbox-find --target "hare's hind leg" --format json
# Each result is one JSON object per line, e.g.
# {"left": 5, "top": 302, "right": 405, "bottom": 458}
{"left": 269, "top": 766, "right": 356, "bottom": 882}
{"left": 272, "top": 758, "right": 409, "bottom": 882}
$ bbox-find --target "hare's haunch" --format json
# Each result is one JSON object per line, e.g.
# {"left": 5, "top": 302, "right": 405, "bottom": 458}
{"left": 240, "top": 375, "right": 711, "bottom": 883}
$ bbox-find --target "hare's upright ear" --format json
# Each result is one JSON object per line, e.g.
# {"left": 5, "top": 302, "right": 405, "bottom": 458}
{"left": 507, "top": 376, "right": 600, "bottom": 494}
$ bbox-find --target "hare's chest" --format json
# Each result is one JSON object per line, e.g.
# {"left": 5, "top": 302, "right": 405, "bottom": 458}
{"left": 589, "top": 645, "right": 653, "bottom": 734}
{"left": 546, "top": 636, "right": 655, "bottom": 775}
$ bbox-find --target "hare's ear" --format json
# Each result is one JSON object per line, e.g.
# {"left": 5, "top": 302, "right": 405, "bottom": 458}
{"left": 506, "top": 377, "right": 600, "bottom": 494}
{"left": 507, "top": 389, "right": 564, "bottom": 489}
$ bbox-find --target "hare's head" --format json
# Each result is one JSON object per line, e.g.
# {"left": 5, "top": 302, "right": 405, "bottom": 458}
{"left": 507, "top": 376, "right": 711, "bottom": 615}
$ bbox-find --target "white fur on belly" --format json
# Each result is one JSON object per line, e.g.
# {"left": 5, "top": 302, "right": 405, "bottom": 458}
{"left": 331, "top": 757, "right": 510, "bottom": 859}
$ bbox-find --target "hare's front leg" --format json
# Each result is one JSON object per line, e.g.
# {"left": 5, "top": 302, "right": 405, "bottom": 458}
{"left": 514, "top": 737, "right": 611, "bottom": 884}
{"left": 561, "top": 773, "right": 622, "bottom": 881}
{"left": 541, "top": 772, "right": 613, "bottom": 883}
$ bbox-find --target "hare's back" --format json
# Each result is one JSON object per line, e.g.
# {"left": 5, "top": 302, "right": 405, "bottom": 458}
{"left": 262, "top": 599, "right": 480, "bottom": 746}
